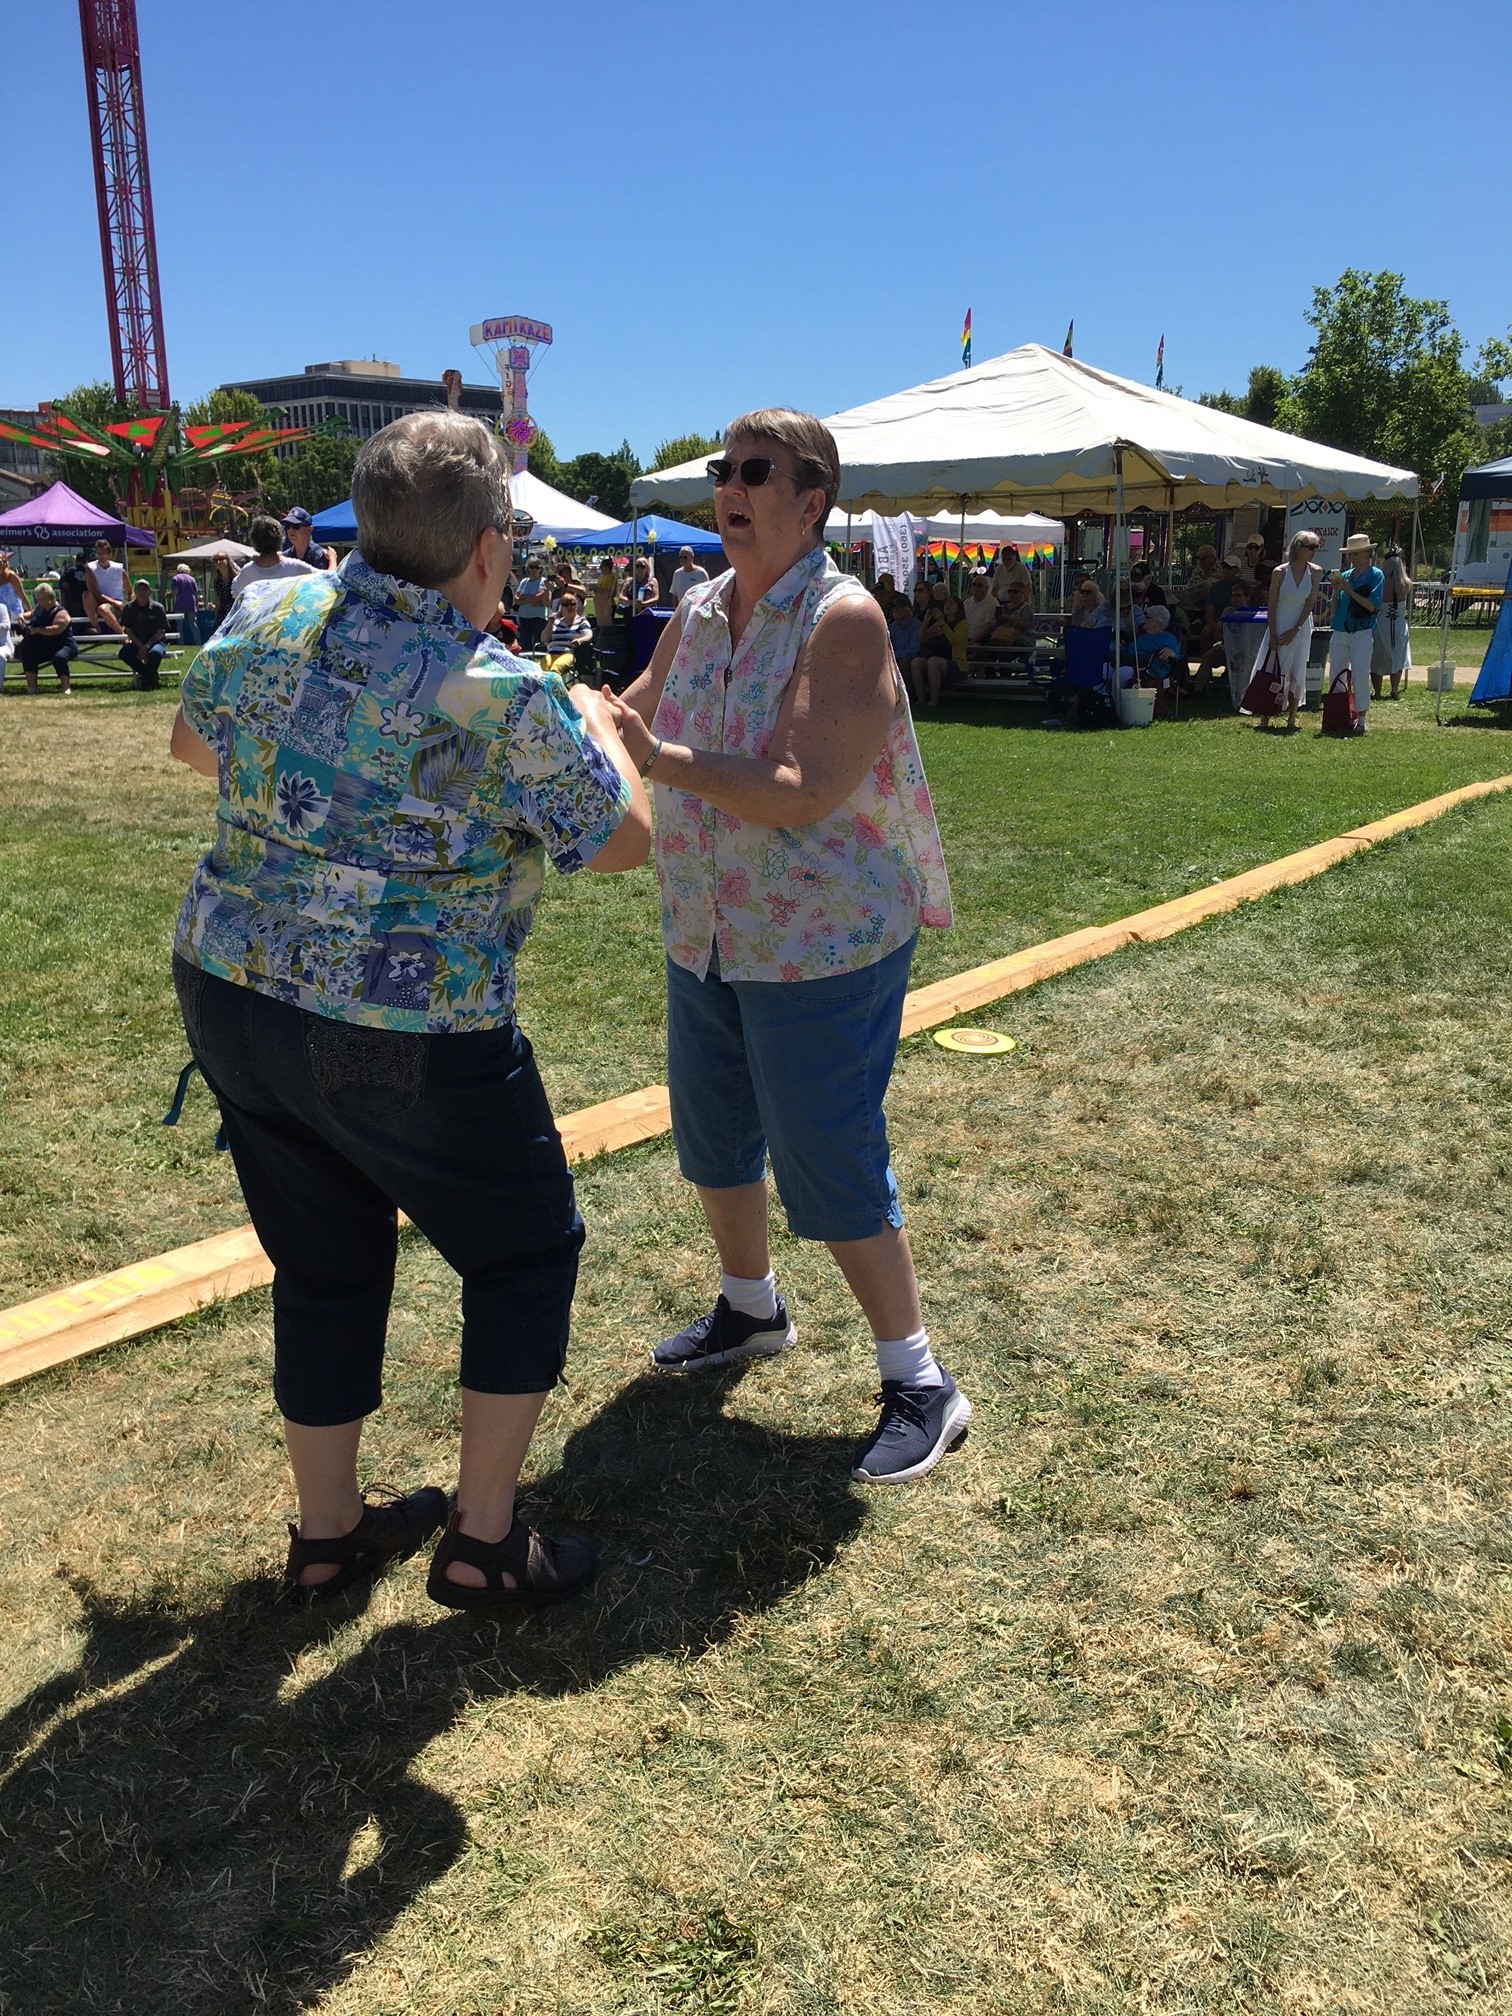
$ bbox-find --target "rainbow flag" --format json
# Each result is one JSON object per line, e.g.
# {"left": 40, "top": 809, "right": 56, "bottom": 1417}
{"left": 961, "top": 308, "right": 972, "bottom": 368}
{"left": 1062, "top": 320, "right": 1074, "bottom": 358}
{"left": 1155, "top": 333, "right": 1165, "bottom": 389}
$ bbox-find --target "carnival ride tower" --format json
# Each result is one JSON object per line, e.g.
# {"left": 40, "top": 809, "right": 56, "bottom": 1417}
{"left": 79, "top": 0, "right": 169, "bottom": 415}
{"left": 470, "top": 316, "right": 553, "bottom": 472}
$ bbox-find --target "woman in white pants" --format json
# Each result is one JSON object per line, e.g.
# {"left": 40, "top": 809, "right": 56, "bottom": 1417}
{"left": 1261, "top": 529, "right": 1323, "bottom": 731}
{"left": 1328, "top": 532, "right": 1384, "bottom": 735}
{"left": 1372, "top": 546, "right": 1412, "bottom": 700}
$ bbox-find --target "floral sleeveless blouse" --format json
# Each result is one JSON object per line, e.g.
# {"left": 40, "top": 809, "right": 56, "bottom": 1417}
{"left": 651, "top": 546, "right": 952, "bottom": 982}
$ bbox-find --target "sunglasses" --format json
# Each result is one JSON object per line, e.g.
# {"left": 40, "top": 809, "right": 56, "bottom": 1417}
{"left": 706, "top": 455, "right": 806, "bottom": 489}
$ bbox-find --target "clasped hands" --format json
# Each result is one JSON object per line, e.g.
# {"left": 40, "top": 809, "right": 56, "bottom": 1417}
{"left": 569, "top": 682, "right": 657, "bottom": 770}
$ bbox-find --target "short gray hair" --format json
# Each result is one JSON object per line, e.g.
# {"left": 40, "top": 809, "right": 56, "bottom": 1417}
{"left": 1288, "top": 529, "right": 1322, "bottom": 560}
{"left": 723, "top": 407, "right": 841, "bottom": 546}
{"left": 353, "top": 411, "right": 511, "bottom": 587}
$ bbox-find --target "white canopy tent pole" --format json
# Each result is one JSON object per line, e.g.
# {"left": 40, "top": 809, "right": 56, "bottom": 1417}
{"left": 845, "top": 508, "right": 852, "bottom": 575}
{"left": 1112, "top": 446, "right": 1125, "bottom": 708}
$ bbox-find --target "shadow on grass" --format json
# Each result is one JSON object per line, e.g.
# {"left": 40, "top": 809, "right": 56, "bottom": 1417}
{"left": 0, "top": 1369, "right": 865, "bottom": 2015}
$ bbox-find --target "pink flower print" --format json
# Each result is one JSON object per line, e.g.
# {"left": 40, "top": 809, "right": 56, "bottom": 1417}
{"left": 852, "top": 813, "right": 886, "bottom": 849}
{"left": 717, "top": 868, "right": 751, "bottom": 908}
{"left": 658, "top": 699, "right": 686, "bottom": 736}
{"left": 765, "top": 892, "right": 800, "bottom": 925}
{"left": 728, "top": 709, "right": 748, "bottom": 748}
{"left": 661, "top": 829, "right": 691, "bottom": 855}
{"left": 780, "top": 962, "right": 803, "bottom": 982}
{"left": 692, "top": 704, "right": 716, "bottom": 738}
{"left": 913, "top": 784, "right": 934, "bottom": 815}
{"left": 680, "top": 795, "right": 704, "bottom": 820}
{"left": 872, "top": 754, "right": 896, "bottom": 797}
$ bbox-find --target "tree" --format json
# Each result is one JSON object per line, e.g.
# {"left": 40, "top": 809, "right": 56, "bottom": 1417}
{"left": 650, "top": 431, "right": 723, "bottom": 473}
{"left": 1278, "top": 270, "right": 1480, "bottom": 540}
{"left": 1198, "top": 365, "right": 1291, "bottom": 429}
{"left": 260, "top": 415, "right": 360, "bottom": 516}
{"left": 41, "top": 380, "right": 133, "bottom": 510}
{"left": 183, "top": 385, "right": 279, "bottom": 494}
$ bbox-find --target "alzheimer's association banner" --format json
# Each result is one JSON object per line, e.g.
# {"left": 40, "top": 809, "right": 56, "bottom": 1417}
{"left": 872, "top": 513, "right": 921, "bottom": 596}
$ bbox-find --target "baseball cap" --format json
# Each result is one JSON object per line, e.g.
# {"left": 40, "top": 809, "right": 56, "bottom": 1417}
{"left": 281, "top": 506, "right": 313, "bottom": 526}
{"left": 1220, "top": 552, "right": 1240, "bottom": 567}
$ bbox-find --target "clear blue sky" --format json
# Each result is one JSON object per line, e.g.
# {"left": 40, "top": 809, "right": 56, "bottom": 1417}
{"left": 9, "top": 0, "right": 1509, "bottom": 461}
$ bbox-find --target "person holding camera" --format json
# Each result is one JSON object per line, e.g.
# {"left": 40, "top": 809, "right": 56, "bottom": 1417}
{"left": 1328, "top": 532, "right": 1383, "bottom": 734}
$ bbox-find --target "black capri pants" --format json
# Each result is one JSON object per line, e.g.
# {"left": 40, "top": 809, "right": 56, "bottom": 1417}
{"left": 173, "top": 958, "right": 584, "bottom": 1426}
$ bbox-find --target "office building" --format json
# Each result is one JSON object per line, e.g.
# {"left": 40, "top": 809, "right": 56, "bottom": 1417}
{"left": 216, "top": 360, "right": 502, "bottom": 450}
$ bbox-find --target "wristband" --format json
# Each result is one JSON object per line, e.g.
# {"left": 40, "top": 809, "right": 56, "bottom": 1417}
{"left": 640, "top": 735, "right": 663, "bottom": 778}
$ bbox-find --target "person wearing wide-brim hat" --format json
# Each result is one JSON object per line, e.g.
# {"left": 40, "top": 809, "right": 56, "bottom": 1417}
{"left": 1328, "top": 532, "right": 1383, "bottom": 735}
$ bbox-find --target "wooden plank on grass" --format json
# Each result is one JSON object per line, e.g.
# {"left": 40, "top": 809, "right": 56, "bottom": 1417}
{"left": 5, "top": 772, "right": 1511, "bottom": 1390}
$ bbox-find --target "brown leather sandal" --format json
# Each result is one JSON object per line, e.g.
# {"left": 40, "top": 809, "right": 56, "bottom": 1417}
{"left": 282, "top": 1486, "right": 449, "bottom": 1606}
{"left": 426, "top": 1512, "right": 598, "bottom": 1610}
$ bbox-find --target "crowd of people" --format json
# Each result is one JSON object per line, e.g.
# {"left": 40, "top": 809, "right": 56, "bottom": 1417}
{"left": 861, "top": 524, "right": 1413, "bottom": 727}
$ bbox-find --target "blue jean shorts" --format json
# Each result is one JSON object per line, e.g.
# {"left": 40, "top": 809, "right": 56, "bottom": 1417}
{"left": 666, "top": 936, "right": 917, "bottom": 1243}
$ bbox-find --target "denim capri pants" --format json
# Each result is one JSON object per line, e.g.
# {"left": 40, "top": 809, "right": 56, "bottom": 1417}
{"left": 666, "top": 935, "right": 917, "bottom": 1243}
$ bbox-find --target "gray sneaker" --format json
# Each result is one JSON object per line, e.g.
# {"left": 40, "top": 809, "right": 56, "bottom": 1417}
{"left": 850, "top": 1371, "right": 972, "bottom": 1484}
{"left": 652, "top": 1294, "right": 797, "bottom": 1372}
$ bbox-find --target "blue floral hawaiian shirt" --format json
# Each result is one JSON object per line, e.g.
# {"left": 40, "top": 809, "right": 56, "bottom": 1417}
{"left": 174, "top": 554, "right": 629, "bottom": 1033}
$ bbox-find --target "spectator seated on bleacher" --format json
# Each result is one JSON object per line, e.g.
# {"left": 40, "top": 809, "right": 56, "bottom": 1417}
{"left": 989, "top": 579, "right": 1036, "bottom": 654}
{"left": 1180, "top": 543, "right": 1221, "bottom": 617}
{"left": 58, "top": 550, "right": 92, "bottom": 623}
{"left": 963, "top": 568, "right": 1000, "bottom": 644}
{"left": 119, "top": 578, "right": 169, "bottom": 690}
{"left": 886, "top": 593, "right": 922, "bottom": 674}
{"left": 1068, "top": 575, "right": 1112, "bottom": 629}
{"left": 15, "top": 583, "right": 76, "bottom": 695}
{"left": 909, "top": 593, "right": 968, "bottom": 708}
{"left": 540, "top": 590, "right": 595, "bottom": 676}
{"left": 87, "top": 538, "right": 128, "bottom": 635}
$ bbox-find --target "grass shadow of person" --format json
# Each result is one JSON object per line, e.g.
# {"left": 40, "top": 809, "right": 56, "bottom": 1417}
{"left": 0, "top": 1367, "right": 866, "bottom": 2015}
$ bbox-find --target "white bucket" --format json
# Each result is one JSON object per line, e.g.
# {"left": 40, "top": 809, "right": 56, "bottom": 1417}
{"left": 1425, "top": 662, "right": 1457, "bottom": 691}
{"left": 1117, "top": 685, "right": 1157, "bottom": 727}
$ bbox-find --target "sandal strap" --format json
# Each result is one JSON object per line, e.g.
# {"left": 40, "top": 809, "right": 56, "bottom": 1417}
{"left": 431, "top": 1514, "right": 567, "bottom": 1593}
{"left": 283, "top": 1491, "right": 444, "bottom": 1581}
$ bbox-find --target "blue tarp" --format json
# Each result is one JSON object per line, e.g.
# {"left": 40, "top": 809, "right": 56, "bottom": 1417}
{"left": 310, "top": 497, "right": 356, "bottom": 541}
{"left": 1469, "top": 557, "right": 1512, "bottom": 706}
{"left": 552, "top": 512, "right": 724, "bottom": 553}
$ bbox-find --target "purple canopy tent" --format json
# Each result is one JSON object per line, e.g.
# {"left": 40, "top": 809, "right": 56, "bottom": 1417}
{"left": 0, "top": 480, "right": 155, "bottom": 549}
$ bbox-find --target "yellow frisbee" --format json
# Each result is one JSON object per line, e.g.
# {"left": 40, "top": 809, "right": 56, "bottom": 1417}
{"left": 932, "top": 1027, "right": 1017, "bottom": 1055}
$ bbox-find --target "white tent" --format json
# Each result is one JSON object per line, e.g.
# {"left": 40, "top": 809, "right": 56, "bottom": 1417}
{"left": 827, "top": 507, "right": 1064, "bottom": 548}
{"left": 507, "top": 468, "right": 619, "bottom": 539}
{"left": 165, "top": 536, "right": 256, "bottom": 562}
{"left": 632, "top": 343, "right": 1418, "bottom": 516}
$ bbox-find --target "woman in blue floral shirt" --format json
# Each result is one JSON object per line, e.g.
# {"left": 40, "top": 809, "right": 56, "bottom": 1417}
{"left": 170, "top": 412, "right": 649, "bottom": 1610}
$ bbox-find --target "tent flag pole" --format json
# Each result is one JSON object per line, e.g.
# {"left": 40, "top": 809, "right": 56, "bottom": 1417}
{"left": 1059, "top": 495, "right": 1067, "bottom": 615}
{"left": 845, "top": 508, "right": 852, "bottom": 575}
{"left": 1409, "top": 495, "right": 1420, "bottom": 593}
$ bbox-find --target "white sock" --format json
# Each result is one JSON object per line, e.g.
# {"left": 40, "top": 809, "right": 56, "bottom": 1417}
{"left": 721, "top": 1269, "right": 777, "bottom": 1322}
{"left": 874, "top": 1328, "right": 943, "bottom": 1388}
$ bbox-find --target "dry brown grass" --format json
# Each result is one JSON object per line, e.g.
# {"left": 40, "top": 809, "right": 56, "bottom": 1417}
{"left": 3, "top": 785, "right": 1512, "bottom": 2012}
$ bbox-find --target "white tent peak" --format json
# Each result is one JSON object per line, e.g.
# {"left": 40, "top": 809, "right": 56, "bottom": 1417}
{"left": 632, "top": 341, "right": 1417, "bottom": 516}
{"left": 506, "top": 468, "right": 619, "bottom": 538}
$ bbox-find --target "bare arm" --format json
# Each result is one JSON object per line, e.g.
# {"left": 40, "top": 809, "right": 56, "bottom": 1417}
{"left": 564, "top": 684, "right": 651, "bottom": 873}
{"left": 170, "top": 706, "right": 218, "bottom": 777}
{"left": 607, "top": 595, "right": 897, "bottom": 830}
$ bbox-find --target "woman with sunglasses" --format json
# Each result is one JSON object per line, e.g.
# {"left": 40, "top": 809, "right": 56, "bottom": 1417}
{"left": 605, "top": 412, "right": 969, "bottom": 1486}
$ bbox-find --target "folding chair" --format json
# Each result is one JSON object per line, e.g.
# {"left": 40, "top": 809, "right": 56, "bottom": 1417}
{"left": 1044, "top": 626, "right": 1115, "bottom": 726}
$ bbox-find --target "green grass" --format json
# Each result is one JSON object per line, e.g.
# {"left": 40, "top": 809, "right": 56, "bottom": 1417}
{"left": 1, "top": 635, "right": 1506, "bottom": 1305}
{"left": 3, "top": 756, "right": 1512, "bottom": 2011}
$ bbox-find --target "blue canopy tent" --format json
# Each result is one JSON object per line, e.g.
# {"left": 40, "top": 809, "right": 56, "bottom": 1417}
{"left": 1468, "top": 557, "right": 1512, "bottom": 707}
{"left": 551, "top": 512, "right": 723, "bottom": 553}
{"left": 309, "top": 498, "right": 356, "bottom": 542}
